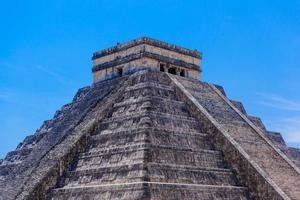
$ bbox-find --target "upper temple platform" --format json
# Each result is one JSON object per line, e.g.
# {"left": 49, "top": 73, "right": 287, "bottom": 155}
{"left": 92, "top": 37, "right": 202, "bottom": 83}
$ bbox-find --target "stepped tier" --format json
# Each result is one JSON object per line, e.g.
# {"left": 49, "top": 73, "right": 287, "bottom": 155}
{"left": 0, "top": 76, "right": 129, "bottom": 200}
{"left": 48, "top": 71, "right": 251, "bottom": 200}
{"left": 2, "top": 70, "right": 299, "bottom": 200}
{"left": 2, "top": 34, "right": 300, "bottom": 200}
{"left": 76, "top": 144, "right": 225, "bottom": 169}
{"left": 62, "top": 163, "right": 238, "bottom": 187}
{"left": 51, "top": 182, "right": 249, "bottom": 200}
{"left": 172, "top": 74, "right": 300, "bottom": 200}
{"left": 88, "top": 128, "right": 212, "bottom": 152}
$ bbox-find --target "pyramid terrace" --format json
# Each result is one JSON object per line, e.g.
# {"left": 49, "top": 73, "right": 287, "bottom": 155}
{"left": 1, "top": 37, "right": 300, "bottom": 200}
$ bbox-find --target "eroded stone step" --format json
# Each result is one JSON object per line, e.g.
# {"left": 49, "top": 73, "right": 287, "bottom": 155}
{"left": 146, "top": 163, "right": 238, "bottom": 186}
{"left": 50, "top": 182, "right": 148, "bottom": 200}
{"left": 62, "top": 162, "right": 238, "bottom": 188}
{"left": 123, "top": 83, "right": 177, "bottom": 101}
{"left": 51, "top": 182, "right": 250, "bottom": 200}
{"left": 113, "top": 96, "right": 185, "bottom": 108}
{"left": 95, "top": 127, "right": 207, "bottom": 137}
{"left": 125, "top": 82, "right": 174, "bottom": 92}
{"left": 62, "top": 164, "right": 146, "bottom": 187}
{"left": 147, "top": 146, "right": 226, "bottom": 169}
{"left": 101, "top": 111, "right": 196, "bottom": 124}
{"left": 80, "top": 143, "right": 221, "bottom": 158}
{"left": 175, "top": 76, "right": 300, "bottom": 199}
{"left": 88, "top": 128, "right": 213, "bottom": 153}
{"left": 129, "top": 71, "right": 172, "bottom": 86}
{"left": 0, "top": 162, "right": 19, "bottom": 179}
{"left": 98, "top": 111, "right": 201, "bottom": 134}
{"left": 176, "top": 79, "right": 244, "bottom": 122}
{"left": 98, "top": 124, "right": 204, "bottom": 137}
{"left": 174, "top": 77, "right": 204, "bottom": 89}
{"left": 149, "top": 182, "right": 250, "bottom": 200}
{"left": 76, "top": 144, "right": 226, "bottom": 170}
{"left": 111, "top": 97, "right": 190, "bottom": 118}
{"left": 0, "top": 147, "right": 32, "bottom": 166}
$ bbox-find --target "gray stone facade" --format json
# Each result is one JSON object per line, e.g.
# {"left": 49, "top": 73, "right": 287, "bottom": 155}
{"left": 92, "top": 37, "right": 202, "bottom": 82}
{"left": 1, "top": 38, "right": 300, "bottom": 200}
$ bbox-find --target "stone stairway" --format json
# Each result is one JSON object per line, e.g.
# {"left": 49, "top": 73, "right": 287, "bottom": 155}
{"left": 172, "top": 75, "right": 300, "bottom": 200}
{"left": 49, "top": 72, "right": 251, "bottom": 200}
{"left": 0, "top": 77, "right": 128, "bottom": 199}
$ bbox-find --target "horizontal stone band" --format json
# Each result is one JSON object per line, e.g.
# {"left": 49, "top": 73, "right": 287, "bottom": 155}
{"left": 92, "top": 51, "right": 201, "bottom": 72}
{"left": 92, "top": 37, "right": 201, "bottom": 59}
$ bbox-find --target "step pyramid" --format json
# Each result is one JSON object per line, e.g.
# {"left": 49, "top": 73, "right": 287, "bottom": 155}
{"left": 1, "top": 37, "right": 300, "bottom": 200}
{"left": 49, "top": 72, "right": 251, "bottom": 200}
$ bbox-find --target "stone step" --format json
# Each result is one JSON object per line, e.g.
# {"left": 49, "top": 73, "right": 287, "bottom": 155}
{"left": 147, "top": 145, "right": 227, "bottom": 169}
{"left": 98, "top": 111, "right": 201, "bottom": 135}
{"left": 0, "top": 162, "right": 19, "bottom": 179}
{"left": 1, "top": 147, "right": 32, "bottom": 166}
{"left": 113, "top": 96, "right": 185, "bottom": 108}
{"left": 129, "top": 72, "right": 172, "bottom": 86}
{"left": 51, "top": 182, "right": 148, "bottom": 200}
{"left": 177, "top": 79, "right": 244, "bottom": 122}
{"left": 123, "top": 82, "right": 177, "bottom": 101}
{"left": 94, "top": 127, "right": 207, "bottom": 137}
{"left": 149, "top": 182, "right": 250, "bottom": 200}
{"left": 51, "top": 182, "right": 250, "bottom": 200}
{"left": 192, "top": 96, "right": 243, "bottom": 122}
{"left": 111, "top": 97, "right": 190, "bottom": 118}
{"left": 76, "top": 144, "right": 226, "bottom": 170}
{"left": 80, "top": 143, "right": 222, "bottom": 158}
{"left": 98, "top": 124, "right": 204, "bottom": 137}
{"left": 62, "top": 162, "right": 238, "bottom": 188}
{"left": 88, "top": 128, "right": 213, "bottom": 153}
{"left": 175, "top": 76, "right": 300, "bottom": 199}
{"left": 125, "top": 82, "right": 174, "bottom": 92}
{"left": 62, "top": 164, "right": 146, "bottom": 187}
{"left": 101, "top": 111, "right": 197, "bottom": 124}
{"left": 146, "top": 163, "right": 238, "bottom": 186}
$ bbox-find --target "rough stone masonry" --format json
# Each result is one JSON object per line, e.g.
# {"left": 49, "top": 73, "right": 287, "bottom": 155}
{"left": 0, "top": 37, "right": 300, "bottom": 200}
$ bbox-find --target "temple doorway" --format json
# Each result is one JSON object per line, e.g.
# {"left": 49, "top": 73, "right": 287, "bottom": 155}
{"left": 168, "top": 67, "right": 176, "bottom": 75}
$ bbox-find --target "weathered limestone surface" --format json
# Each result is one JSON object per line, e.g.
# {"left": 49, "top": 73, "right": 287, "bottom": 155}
{"left": 171, "top": 74, "right": 300, "bottom": 200}
{"left": 1, "top": 37, "right": 300, "bottom": 200}
{"left": 1, "top": 70, "right": 300, "bottom": 199}
{"left": 92, "top": 37, "right": 202, "bottom": 82}
{"left": 46, "top": 71, "right": 251, "bottom": 200}
{"left": 0, "top": 76, "right": 129, "bottom": 200}
{"left": 230, "top": 103, "right": 300, "bottom": 168}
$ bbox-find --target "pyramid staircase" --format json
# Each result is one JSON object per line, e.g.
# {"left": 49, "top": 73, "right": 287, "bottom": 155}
{"left": 0, "top": 77, "right": 128, "bottom": 200}
{"left": 170, "top": 74, "right": 300, "bottom": 200}
{"left": 49, "top": 72, "right": 252, "bottom": 200}
{"left": 2, "top": 70, "right": 300, "bottom": 200}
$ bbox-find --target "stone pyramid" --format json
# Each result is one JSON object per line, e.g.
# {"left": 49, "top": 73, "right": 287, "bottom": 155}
{"left": 1, "top": 37, "right": 300, "bottom": 200}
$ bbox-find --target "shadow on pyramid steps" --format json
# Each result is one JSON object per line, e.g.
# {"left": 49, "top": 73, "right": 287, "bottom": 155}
{"left": 1, "top": 71, "right": 300, "bottom": 200}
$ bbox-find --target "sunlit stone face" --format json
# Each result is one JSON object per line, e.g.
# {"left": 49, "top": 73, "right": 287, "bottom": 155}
{"left": 92, "top": 37, "right": 202, "bottom": 83}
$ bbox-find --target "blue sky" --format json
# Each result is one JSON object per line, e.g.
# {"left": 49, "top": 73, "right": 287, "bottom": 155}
{"left": 0, "top": 0, "right": 300, "bottom": 158}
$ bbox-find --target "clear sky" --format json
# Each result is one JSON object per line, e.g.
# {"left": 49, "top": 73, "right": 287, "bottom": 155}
{"left": 0, "top": 0, "right": 300, "bottom": 158}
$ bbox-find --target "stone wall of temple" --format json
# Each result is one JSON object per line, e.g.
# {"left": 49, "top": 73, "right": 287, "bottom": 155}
{"left": 93, "top": 56, "right": 201, "bottom": 83}
{"left": 93, "top": 44, "right": 200, "bottom": 66}
{"left": 92, "top": 37, "right": 202, "bottom": 83}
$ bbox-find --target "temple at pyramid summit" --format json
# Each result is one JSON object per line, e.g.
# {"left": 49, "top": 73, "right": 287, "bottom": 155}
{"left": 91, "top": 37, "right": 202, "bottom": 82}
{"left": 1, "top": 37, "right": 300, "bottom": 200}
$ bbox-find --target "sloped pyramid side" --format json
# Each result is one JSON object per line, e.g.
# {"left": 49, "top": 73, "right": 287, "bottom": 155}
{"left": 1, "top": 70, "right": 299, "bottom": 200}
{"left": 229, "top": 98, "right": 300, "bottom": 168}
{"left": 216, "top": 95, "right": 300, "bottom": 169}
{"left": 49, "top": 71, "right": 251, "bottom": 200}
{"left": 0, "top": 77, "right": 129, "bottom": 200}
{"left": 170, "top": 74, "right": 300, "bottom": 200}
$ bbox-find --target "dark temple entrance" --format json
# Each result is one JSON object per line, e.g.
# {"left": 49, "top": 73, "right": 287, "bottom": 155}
{"left": 117, "top": 67, "right": 123, "bottom": 77}
{"left": 168, "top": 67, "right": 176, "bottom": 75}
